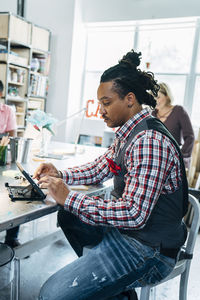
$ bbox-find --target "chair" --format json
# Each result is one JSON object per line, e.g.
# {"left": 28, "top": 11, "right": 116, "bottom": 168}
{"left": 140, "top": 194, "right": 200, "bottom": 300}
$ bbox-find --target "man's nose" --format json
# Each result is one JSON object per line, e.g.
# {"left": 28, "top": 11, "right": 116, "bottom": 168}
{"left": 99, "top": 105, "right": 106, "bottom": 115}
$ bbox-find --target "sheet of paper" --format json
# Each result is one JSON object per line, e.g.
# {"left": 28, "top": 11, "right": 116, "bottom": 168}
{"left": 2, "top": 170, "right": 20, "bottom": 177}
{"left": 70, "top": 185, "right": 89, "bottom": 191}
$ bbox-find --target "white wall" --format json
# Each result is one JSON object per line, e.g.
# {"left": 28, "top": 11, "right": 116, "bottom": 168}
{"left": 26, "top": 0, "right": 76, "bottom": 142}
{"left": 81, "top": 0, "right": 200, "bottom": 22}
{"left": 0, "top": 0, "right": 17, "bottom": 14}
{"left": 64, "top": 0, "right": 87, "bottom": 143}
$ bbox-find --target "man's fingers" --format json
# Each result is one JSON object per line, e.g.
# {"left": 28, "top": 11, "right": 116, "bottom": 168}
{"left": 37, "top": 176, "right": 69, "bottom": 206}
{"left": 41, "top": 172, "right": 59, "bottom": 178}
{"left": 38, "top": 175, "right": 52, "bottom": 189}
{"left": 39, "top": 182, "right": 49, "bottom": 189}
{"left": 33, "top": 165, "right": 45, "bottom": 179}
{"left": 37, "top": 172, "right": 55, "bottom": 179}
{"left": 38, "top": 175, "right": 60, "bottom": 186}
{"left": 33, "top": 163, "right": 59, "bottom": 180}
{"left": 38, "top": 175, "right": 50, "bottom": 184}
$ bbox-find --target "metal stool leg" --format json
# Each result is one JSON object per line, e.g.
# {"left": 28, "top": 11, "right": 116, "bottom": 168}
{"left": 11, "top": 257, "right": 20, "bottom": 300}
{"left": 140, "top": 286, "right": 151, "bottom": 300}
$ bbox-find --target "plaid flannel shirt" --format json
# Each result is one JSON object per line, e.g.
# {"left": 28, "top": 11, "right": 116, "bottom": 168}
{"left": 61, "top": 108, "right": 182, "bottom": 229}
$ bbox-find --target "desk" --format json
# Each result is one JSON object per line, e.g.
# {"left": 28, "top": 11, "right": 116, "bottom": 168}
{"left": 0, "top": 143, "right": 113, "bottom": 258}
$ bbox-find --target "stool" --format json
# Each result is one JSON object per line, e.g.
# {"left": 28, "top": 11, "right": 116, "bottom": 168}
{"left": 0, "top": 242, "right": 20, "bottom": 300}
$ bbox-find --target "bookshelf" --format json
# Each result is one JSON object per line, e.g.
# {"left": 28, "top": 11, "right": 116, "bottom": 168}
{"left": 0, "top": 12, "right": 51, "bottom": 136}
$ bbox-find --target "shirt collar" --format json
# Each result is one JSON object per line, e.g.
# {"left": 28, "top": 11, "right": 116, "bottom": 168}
{"left": 115, "top": 107, "right": 152, "bottom": 141}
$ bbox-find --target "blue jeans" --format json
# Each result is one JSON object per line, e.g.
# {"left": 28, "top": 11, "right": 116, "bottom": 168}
{"left": 39, "top": 210, "right": 176, "bottom": 300}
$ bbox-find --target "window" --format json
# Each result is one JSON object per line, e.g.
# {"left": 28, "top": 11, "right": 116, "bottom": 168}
{"left": 155, "top": 75, "right": 187, "bottom": 106}
{"left": 83, "top": 26, "right": 134, "bottom": 114}
{"left": 86, "top": 28, "right": 134, "bottom": 71}
{"left": 138, "top": 24, "right": 195, "bottom": 73}
{"left": 83, "top": 71, "right": 101, "bottom": 108}
{"left": 196, "top": 37, "right": 200, "bottom": 73}
{"left": 191, "top": 76, "right": 200, "bottom": 127}
{"left": 81, "top": 17, "right": 200, "bottom": 128}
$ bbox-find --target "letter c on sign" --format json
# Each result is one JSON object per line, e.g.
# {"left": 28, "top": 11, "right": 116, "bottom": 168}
{"left": 86, "top": 99, "right": 94, "bottom": 118}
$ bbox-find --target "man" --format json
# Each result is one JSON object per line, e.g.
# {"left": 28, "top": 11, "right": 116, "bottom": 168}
{"left": 35, "top": 50, "right": 188, "bottom": 300}
{"left": 0, "top": 80, "right": 21, "bottom": 248}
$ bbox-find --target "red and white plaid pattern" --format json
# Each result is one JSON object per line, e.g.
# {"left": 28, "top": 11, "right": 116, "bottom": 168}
{"left": 62, "top": 108, "right": 182, "bottom": 229}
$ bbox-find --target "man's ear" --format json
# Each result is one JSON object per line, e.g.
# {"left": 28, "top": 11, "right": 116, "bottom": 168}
{"left": 126, "top": 92, "right": 136, "bottom": 108}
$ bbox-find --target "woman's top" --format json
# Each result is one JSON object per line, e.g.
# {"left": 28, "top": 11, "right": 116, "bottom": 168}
{"left": 0, "top": 103, "right": 17, "bottom": 134}
{"left": 152, "top": 105, "right": 194, "bottom": 158}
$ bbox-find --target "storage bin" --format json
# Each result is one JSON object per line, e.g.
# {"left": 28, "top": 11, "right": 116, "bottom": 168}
{"left": 0, "top": 14, "right": 31, "bottom": 45}
{"left": 31, "top": 24, "right": 50, "bottom": 52}
{"left": 28, "top": 98, "right": 45, "bottom": 110}
{"left": 0, "top": 53, "right": 28, "bottom": 66}
{"left": 16, "top": 114, "right": 25, "bottom": 127}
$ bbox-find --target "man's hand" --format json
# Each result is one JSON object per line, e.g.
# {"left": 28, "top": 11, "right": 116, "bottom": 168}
{"left": 33, "top": 163, "right": 60, "bottom": 180}
{"left": 38, "top": 175, "right": 70, "bottom": 206}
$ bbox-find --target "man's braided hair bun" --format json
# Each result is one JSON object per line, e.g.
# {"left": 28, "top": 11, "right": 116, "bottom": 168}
{"left": 101, "top": 50, "right": 159, "bottom": 108}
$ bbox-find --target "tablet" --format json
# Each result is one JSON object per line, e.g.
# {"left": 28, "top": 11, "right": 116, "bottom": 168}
{"left": 16, "top": 161, "right": 46, "bottom": 199}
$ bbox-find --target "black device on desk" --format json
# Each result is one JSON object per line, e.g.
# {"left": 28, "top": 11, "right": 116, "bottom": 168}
{"left": 5, "top": 162, "right": 46, "bottom": 201}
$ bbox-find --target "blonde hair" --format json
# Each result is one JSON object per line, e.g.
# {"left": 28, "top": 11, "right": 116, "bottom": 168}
{"left": 158, "top": 82, "right": 174, "bottom": 105}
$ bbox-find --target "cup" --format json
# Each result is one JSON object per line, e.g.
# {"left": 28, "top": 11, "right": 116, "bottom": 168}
{"left": 21, "top": 138, "right": 33, "bottom": 163}
{"left": 10, "top": 137, "right": 20, "bottom": 163}
{"left": 0, "top": 146, "right": 8, "bottom": 166}
{"left": 10, "top": 138, "right": 33, "bottom": 163}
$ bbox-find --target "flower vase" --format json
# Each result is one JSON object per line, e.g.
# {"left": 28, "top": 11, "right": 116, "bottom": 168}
{"left": 39, "top": 128, "right": 51, "bottom": 157}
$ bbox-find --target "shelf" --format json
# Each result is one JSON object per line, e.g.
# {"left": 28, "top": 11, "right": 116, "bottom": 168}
{"left": 0, "top": 13, "right": 50, "bottom": 137}
{"left": 7, "top": 96, "right": 28, "bottom": 102}
{"left": 29, "top": 95, "right": 46, "bottom": 99}
{"left": 17, "top": 128, "right": 25, "bottom": 133}
{"left": 9, "top": 62, "right": 30, "bottom": 69}
{"left": 30, "top": 71, "right": 48, "bottom": 77}
{"left": 10, "top": 40, "right": 31, "bottom": 48}
{"left": 16, "top": 112, "right": 25, "bottom": 116}
{"left": 0, "top": 38, "right": 31, "bottom": 48}
{"left": 17, "top": 126, "right": 25, "bottom": 130}
{"left": 8, "top": 81, "right": 24, "bottom": 86}
{"left": 32, "top": 48, "right": 50, "bottom": 55}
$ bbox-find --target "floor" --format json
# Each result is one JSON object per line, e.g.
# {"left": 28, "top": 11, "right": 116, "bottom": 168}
{"left": 0, "top": 213, "right": 200, "bottom": 300}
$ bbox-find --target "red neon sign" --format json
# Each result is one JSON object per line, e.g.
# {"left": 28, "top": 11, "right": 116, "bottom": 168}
{"left": 85, "top": 100, "right": 102, "bottom": 118}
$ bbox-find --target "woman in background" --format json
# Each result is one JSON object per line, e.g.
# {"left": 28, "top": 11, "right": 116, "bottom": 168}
{"left": 152, "top": 82, "right": 194, "bottom": 169}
